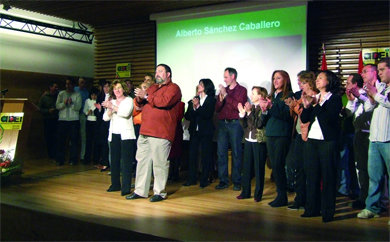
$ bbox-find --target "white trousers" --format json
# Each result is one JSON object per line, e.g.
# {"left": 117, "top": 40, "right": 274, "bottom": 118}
{"left": 134, "top": 135, "right": 171, "bottom": 198}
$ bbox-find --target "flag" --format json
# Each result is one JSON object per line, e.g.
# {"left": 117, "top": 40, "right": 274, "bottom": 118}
{"left": 321, "top": 43, "right": 327, "bottom": 71}
{"left": 358, "top": 49, "right": 363, "bottom": 74}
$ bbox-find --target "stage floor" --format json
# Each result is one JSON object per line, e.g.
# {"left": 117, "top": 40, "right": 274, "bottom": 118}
{"left": 1, "top": 158, "right": 389, "bottom": 241}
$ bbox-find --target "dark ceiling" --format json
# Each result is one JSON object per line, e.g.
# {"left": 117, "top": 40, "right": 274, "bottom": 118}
{"left": 6, "top": 0, "right": 240, "bottom": 27}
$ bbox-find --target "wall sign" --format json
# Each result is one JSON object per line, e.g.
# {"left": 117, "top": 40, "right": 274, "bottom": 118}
{"left": 0, "top": 112, "right": 24, "bottom": 130}
{"left": 363, "top": 48, "right": 389, "bottom": 64}
{"left": 116, "top": 63, "right": 131, "bottom": 78}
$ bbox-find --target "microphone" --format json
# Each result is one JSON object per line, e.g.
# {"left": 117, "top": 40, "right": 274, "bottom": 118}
{"left": 1, "top": 89, "right": 8, "bottom": 95}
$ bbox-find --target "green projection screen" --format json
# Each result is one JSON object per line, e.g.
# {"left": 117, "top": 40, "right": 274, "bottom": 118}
{"left": 155, "top": 3, "right": 307, "bottom": 103}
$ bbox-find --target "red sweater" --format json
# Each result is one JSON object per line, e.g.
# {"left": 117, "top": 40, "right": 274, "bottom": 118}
{"left": 136, "top": 80, "right": 182, "bottom": 142}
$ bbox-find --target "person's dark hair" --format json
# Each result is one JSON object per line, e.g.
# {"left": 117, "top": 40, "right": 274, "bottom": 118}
{"left": 224, "top": 67, "right": 238, "bottom": 80}
{"left": 66, "top": 77, "right": 77, "bottom": 86}
{"left": 349, "top": 73, "right": 364, "bottom": 88}
{"left": 318, "top": 70, "right": 341, "bottom": 94}
{"left": 270, "top": 70, "right": 292, "bottom": 100}
{"left": 49, "top": 81, "right": 57, "bottom": 88}
{"left": 199, "top": 78, "right": 215, "bottom": 97}
{"left": 90, "top": 87, "right": 99, "bottom": 98}
{"left": 252, "top": 86, "right": 268, "bottom": 98}
{"left": 145, "top": 73, "right": 154, "bottom": 79}
{"left": 378, "top": 57, "right": 390, "bottom": 68}
{"left": 109, "top": 79, "right": 129, "bottom": 99}
{"left": 101, "top": 79, "right": 111, "bottom": 87}
{"left": 157, "top": 64, "right": 172, "bottom": 78}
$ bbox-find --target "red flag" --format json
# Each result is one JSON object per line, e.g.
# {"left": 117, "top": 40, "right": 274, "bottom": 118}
{"left": 321, "top": 43, "right": 327, "bottom": 70}
{"left": 358, "top": 50, "right": 364, "bottom": 74}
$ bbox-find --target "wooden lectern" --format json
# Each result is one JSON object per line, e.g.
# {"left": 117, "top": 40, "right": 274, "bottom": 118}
{"left": 0, "top": 98, "right": 27, "bottom": 165}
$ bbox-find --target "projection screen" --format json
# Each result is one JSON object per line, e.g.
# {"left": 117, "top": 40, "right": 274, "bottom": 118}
{"left": 153, "top": 2, "right": 307, "bottom": 104}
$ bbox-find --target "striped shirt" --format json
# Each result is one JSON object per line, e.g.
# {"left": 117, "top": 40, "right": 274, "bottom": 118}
{"left": 367, "top": 83, "right": 390, "bottom": 142}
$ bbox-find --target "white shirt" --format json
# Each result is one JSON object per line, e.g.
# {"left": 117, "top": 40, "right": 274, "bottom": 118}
{"left": 56, "top": 90, "right": 82, "bottom": 121}
{"left": 308, "top": 92, "right": 332, "bottom": 140}
{"left": 103, "top": 97, "right": 136, "bottom": 141}
{"left": 367, "top": 83, "right": 390, "bottom": 142}
{"left": 195, "top": 94, "right": 207, "bottom": 131}
{"left": 83, "top": 98, "right": 97, "bottom": 121}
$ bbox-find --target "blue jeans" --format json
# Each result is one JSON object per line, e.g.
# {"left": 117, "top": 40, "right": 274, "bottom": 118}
{"left": 217, "top": 120, "right": 243, "bottom": 185}
{"left": 365, "top": 141, "right": 390, "bottom": 214}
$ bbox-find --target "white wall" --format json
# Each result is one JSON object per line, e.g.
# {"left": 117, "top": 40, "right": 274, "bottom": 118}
{"left": 0, "top": 6, "right": 94, "bottom": 77}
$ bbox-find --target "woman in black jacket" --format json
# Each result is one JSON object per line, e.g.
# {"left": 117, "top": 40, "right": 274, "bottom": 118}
{"left": 183, "top": 79, "right": 216, "bottom": 188}
{"left": 300, "top": 70, "right": 342, "bottom": 223}
{"left": 262, "top": 70, "right": 294, "bottom": 207}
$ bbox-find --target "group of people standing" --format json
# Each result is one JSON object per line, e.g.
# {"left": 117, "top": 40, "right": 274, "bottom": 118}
{"left": 39, "top": 58, "right": 390, "bottom": 223}
{"left": 181, "top": 58, "right": 389, "bottom": 223}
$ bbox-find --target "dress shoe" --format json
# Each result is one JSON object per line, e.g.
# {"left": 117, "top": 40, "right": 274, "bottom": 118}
{"left": 126, "top": 193, "right": 144, "bottom": 200}
{"left": 254, "top": 198, "right": 261, "bottom": 203}
{"left": 288, "top": 202, "right": 304, "bottom": 210}
{"left": 322, "top": 216, "right": 334, "bottom": 223}
{"left": 150, "top": 195, "right": 165, "bottom": 202}
{"left": 215, "top": 183, "right": 229, "bottom": 190}
{"left": 269, "top": 197, "right": 288, "bottom": 207}
{"left": 200, "top": 182, "right": 210, "bottom": 189}
{"left": 233, "top": 184, "right": 241, "bottom": 191}
{"left": 107, "top": 186, "right": 120, "bottom": 192}
{"left": 183, "top": 182, "right": 196, "bottom": 187}
{"left": 301, "top": 212, "right": 321, "bottom": 218}
{"left": 236, "top": 194, "right": 250, "bottom": 200}
{"left": 121, "top": 191, "right": 130, "bottom": 196}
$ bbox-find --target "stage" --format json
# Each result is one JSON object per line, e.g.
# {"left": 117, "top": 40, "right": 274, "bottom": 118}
{"left": 1, "top": 158, "right": 389, "bottom": 241}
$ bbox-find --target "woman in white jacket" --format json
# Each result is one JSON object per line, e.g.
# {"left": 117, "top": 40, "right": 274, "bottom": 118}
{"left": 102, "top": 80, "right": 136, "bottom": 196}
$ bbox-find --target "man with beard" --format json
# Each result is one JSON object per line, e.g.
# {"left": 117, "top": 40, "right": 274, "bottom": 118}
{"left": 126, "top": 64, "right": 182, "bottom": 202}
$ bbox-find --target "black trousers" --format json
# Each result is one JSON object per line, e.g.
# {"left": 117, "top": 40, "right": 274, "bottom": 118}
{"left": 304, "top": 139, "right": 338, "bottom": 219}
{"left": 110, "top": 134, "right": 135, "bottom": 193}
{"left": 85, "top": 120, "right": 98, "bottom": 163}
{"left": 286, "top": 134, "right": 306, "bottom": 205}
{"left": 187, "top": 132, "right": 213, "bottom": 186}
{"left": 43, "top": 118, "right": 57, "bottom": 159}
{"left": 96, "top": 121, "right": 109, "bottom": 166}
{"left": 354, "top": 131, "right": 370, "bottom": 204}
{"left": 266, "top": 136, "right": 290, "bottom": 197}
{"left": 56, "top": 120, "right": 80, "bottom": 165}
{"left": 241, "top": 141, "right": 267, "bottom": 200}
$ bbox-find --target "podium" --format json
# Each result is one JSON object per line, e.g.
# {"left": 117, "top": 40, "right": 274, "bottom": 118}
{"left": 0, "top": 98, "right": 27, "bottom": 176}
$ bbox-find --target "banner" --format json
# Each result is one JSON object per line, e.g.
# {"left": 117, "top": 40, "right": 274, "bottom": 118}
{"left": 116, "top": 63, "right": 131, "bottom": 78}
{"left": 362, "top": 48, "right": 389, "bottom": 65}
{"left": 0, "top": 112, "right": 24, "bottom": 130}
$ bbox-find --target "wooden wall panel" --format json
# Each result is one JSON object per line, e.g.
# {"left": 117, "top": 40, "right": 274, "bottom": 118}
{"left": 93, "top": 2, "right": 389, "bottom": 86}
{"left": 308, "top": 1, "right": 390, "bottom": 82}
{"left": 93, "top": 21, "right": 156, "bottom": 87}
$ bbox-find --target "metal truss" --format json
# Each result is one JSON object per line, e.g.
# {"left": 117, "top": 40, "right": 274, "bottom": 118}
{"left": 0, "top": 13, "right": 94, "bottom": 44}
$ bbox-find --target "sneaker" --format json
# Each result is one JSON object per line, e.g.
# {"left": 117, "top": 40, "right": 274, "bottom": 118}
{"left": 357, "top": 209, "right": 379, "bottom": 219}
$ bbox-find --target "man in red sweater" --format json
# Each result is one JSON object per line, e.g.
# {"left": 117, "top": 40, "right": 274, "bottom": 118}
{"left": 127, "top": 64, "right": 182, "bottom": 202}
